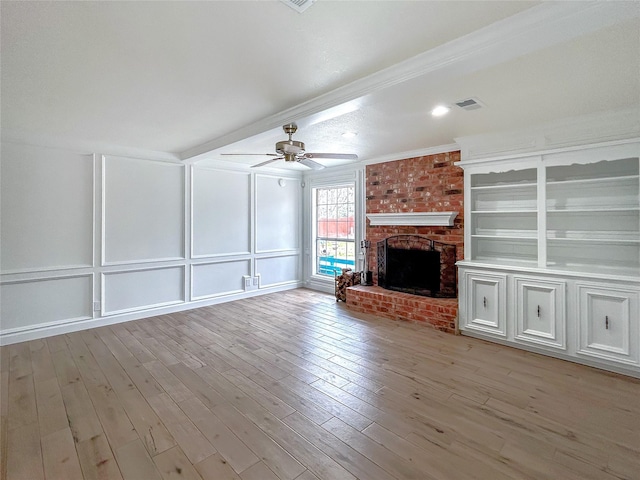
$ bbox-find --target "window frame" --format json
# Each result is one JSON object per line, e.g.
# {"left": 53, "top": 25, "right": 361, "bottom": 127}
{"left": 313, "top": 183, "right": 356, "bottom": 277}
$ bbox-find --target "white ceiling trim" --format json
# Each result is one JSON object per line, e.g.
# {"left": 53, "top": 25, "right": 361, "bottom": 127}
{"left": 361, "top": 144, "right": 460, "bottom": 167}
{"left": 181, "top": 1, "right": 639, "bottom": 162}
{"left": 455, "top": 107, "right": 640, "bottom": 161}
{"left": 1, "top": 129, "right": 182, "bottom": 163}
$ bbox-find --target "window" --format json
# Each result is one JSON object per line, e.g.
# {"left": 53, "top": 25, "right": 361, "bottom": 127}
{"left": 314, "top": 184, "right": 356, "bottom": 277}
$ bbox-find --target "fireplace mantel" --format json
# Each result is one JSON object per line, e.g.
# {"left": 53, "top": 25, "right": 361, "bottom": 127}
{"left": 366, "top": 211, "right": 458, "bottom": 226}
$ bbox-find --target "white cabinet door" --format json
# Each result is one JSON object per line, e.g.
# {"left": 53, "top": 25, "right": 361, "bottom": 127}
{"left": 461, "top": 270, "right": 507, "bottom": 338}
{"left": 514, "top": 276, "right": 566, "bottom": 350}
{"left": 576, "top": 283, "right": 639, "bottom": 366}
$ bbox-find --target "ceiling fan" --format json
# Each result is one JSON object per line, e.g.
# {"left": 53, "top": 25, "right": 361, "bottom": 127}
{"left": 221, "top": 123, "right": 358, "bottom": 170}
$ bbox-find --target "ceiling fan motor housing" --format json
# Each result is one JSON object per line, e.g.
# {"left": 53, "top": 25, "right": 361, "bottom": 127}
{"left": 276, "top": 139, "right": 305, "bottom": 160}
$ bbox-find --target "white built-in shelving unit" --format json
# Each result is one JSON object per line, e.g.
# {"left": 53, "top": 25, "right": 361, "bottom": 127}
{"left": 456, "top": 122, "right": 640, "bottom": 377}
{"left": 470, "top": 168, "right": 539, "bottom": 267}
{"left": 545, "top": 158, "right": 639, "bottom": 276}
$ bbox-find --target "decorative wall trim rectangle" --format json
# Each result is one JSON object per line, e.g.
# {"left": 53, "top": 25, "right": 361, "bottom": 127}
{"left": 367, "top": 211, "right": 458, "bottom": 226}
{"left": 190, "top": 166, "right": 251, "bottom": 258}
{"left": 101, "top": 265, "right": 186, "bottom": 316}
{"left": 101, "top": 156, "right": 186, "bottom": 265}
{"left": 0, "top": 273, "right": 95, "bottom": 333}
{"left": 189, "top": 259, "right": 250, "bottom": 301}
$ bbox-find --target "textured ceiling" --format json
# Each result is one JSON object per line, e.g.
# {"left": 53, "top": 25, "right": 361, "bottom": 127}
{"left": 1, "top": 1, "right": 639, "bottom": 169}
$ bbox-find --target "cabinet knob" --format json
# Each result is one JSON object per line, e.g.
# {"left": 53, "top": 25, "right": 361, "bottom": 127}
{"left": 483, "top": 296, "right": 487, "bottom": 308}
{"left": 605, "top": 315, "right": 609, "bottom": 330}
{"left": 537, "top": 305, "right": 541, "bottom": 318}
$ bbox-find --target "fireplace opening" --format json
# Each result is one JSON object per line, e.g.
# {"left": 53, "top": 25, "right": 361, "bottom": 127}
{"left": 386, "top": 248, "right": 440, "bottom": 295}
{"left": 377, "top": 235, "right": 456, "bottom": 298}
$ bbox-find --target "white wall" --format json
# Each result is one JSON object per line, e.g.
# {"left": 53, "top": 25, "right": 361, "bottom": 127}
{"left": 1, "top": 143, "right": 94, "bottom": 272}
{"left": 0, "top": 143, "right": 303, "bottom": 344}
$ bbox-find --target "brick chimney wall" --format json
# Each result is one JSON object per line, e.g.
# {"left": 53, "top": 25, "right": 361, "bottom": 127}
{"left": 365, "top": 151, "right": 464, "bottom": 283}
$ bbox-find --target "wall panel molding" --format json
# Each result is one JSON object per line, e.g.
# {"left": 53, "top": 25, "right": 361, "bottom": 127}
{"left": 255, "top": 173, "right": 301, "bottom": 253}
{"left": 255, "top": 254, "right": 301, "bottom": 288}
{"left": 190, "top": 259, "right": 250, "bottom": 300}
{"left": 191, "top": 166, "right": 251, "bottom": 257}
{"left": 0, "top": 143, "right": 94, "bottom": 273}
{"left": 102, "top": 156, "right": 185, "bottom": 265}
{"left": 1, "top": 143, "right": 304, "bottom": 345}
{"left": 101, "top": 265, "right": 185, "bottom": 316}
{"left": 0, "top": 273, "right": 94, "bottom": 331}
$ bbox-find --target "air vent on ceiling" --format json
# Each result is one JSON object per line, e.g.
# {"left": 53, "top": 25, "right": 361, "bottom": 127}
{"left": 455, "top": 97, "right": 485, "bottom": 111}
{"left": 281, "top": 0, "right": 315, "bottom": 13}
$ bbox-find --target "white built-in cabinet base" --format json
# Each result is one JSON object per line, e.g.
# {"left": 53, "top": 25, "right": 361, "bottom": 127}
{"left": 458, "top": 263, "right": 640, "bottom": 377}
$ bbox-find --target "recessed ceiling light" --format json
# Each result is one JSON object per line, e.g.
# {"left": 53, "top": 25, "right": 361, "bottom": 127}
{"left": 341, "top": 131, "right": 358, "bottom": 138}
{"left": 431, "top": 105, "right": 450, "bottom": 117}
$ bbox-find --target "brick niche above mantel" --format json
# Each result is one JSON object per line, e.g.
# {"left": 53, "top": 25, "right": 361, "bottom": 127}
{"left": 346, "top": 150, "right": 463, "bottom": 332}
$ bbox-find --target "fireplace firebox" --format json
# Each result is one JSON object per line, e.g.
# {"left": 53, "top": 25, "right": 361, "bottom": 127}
{"left": 377, "top": 235, "right": 456, "bottom": 298}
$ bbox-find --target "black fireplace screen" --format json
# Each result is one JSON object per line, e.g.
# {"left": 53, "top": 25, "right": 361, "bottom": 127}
{"left": 377, "top": 235, "right": 456, "bottom": 298}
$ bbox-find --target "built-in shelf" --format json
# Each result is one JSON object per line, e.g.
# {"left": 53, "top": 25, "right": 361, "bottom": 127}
{"left": 366, "top": 211, "right": 458, "bottom": 226}
{"left": 472, "top": 210, "right": 537, "bottom": 214}
{"left": 547, "top": 174, "right": 639, "bottom": 186}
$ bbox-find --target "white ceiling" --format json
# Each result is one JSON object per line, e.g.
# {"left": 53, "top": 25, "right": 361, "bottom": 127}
{"left": 2, "top": 1, "right": 639, "bottom": 170}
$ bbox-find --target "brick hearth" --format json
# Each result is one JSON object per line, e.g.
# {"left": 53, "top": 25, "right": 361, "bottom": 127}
{"left": 346, "top": 285, "right": 458, "bottom": 333}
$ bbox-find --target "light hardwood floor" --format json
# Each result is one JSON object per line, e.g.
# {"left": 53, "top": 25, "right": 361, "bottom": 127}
{"left": 1, "top": 288, "right": 639, "bottom": 480}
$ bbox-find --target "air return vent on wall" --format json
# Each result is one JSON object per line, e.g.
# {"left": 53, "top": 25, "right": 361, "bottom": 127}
{"left": 282, "top": 0, "right": 315, "bottom": 13}
{"left": 455, "top": 97, "right": 485, "bottom": 111}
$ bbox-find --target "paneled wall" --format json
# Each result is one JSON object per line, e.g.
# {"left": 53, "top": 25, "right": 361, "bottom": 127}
{"left": 0, "top": 143, "right": 303, "bottom": 344}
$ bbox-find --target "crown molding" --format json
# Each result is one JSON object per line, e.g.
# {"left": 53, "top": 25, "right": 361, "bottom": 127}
{"left": 362, "top": 144, "right": 460, "bottom": 167}
{"left": 1, "top": 129, "right": 181, "bottom": 163}
{"left": 455, "top": 107, "right": 640, "bottom": 161}
{"left": 180, "top": 2, "right": 639, "bottom": 161}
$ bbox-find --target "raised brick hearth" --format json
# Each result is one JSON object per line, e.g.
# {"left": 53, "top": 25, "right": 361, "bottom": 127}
{"left": 346, "top": 285, "right": 458, "bottom": 333}
{"left": 344, "top": 151, "right": 463, "bottom": 334}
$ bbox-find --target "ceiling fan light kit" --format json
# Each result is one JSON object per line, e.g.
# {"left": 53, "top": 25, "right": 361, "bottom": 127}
{"left": 222, "top": 123, "right": 358, "bottom": 170}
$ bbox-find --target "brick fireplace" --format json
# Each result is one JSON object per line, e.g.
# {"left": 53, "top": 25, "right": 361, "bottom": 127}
{"left": 346, "top": 151, "right": 463, "bottom": 333}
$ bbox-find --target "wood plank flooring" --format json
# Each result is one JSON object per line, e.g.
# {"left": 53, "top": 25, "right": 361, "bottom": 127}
{"left": 1, "top": 288, "right": 639, "bottom": 480}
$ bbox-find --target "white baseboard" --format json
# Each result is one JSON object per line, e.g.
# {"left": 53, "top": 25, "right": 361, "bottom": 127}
{"left": 0, "top": 282, "right": 302, "bottom": 346}
{"left": 306, "top": 276, "right": 335, "bottom": 295}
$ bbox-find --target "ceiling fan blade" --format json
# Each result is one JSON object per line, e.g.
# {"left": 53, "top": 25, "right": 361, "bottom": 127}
{"left": 221, "top": 153, "right": 279, "bottom": 156}
{"left": 304, "top": 153, "right": 358, "bottom": 160}
{"left": 298, "top": 158, "right": 326, "bottom": 170}
{"left": 250, "top": 157, "right": 283, "bottom": 168}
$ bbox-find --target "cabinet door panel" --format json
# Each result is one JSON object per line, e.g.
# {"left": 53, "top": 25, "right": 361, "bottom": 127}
{"left": 577, "top": 283, "right": 639, "bottom": 366}
{"left": 462, "top": 271, "right": 507, "bottom": 338}
{"left": 514, "top": 277, "right": 566, "bottom": 350}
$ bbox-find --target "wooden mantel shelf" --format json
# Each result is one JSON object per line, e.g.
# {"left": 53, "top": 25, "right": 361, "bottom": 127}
{"left": 366, "top": 211, "right": 458, "bottom": 226}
